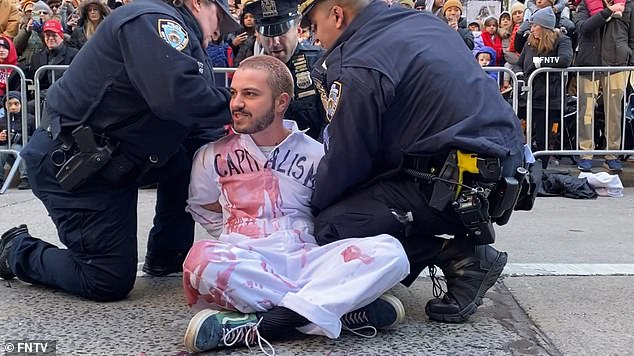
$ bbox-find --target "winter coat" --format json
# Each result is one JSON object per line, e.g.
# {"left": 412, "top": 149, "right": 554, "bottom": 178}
{"left": 0, "top": 0, "right": 18, "bottom": 39}
{"left": 574, "top": 0, "right": 634, "bottom": 67}
{"left": 518, "top": 33, "right": 573, "bottom": 109}
{"left": 68, "top": 0, "right": 110, "bottom": 49}
{"left": 482, "top": 31, "right": 504, "bottom": 66}
{"left": 474, "top": 45, "right": 499, "bottom": 82}
{"left": 29, "top": 42, "right": 78, "bottom": 92}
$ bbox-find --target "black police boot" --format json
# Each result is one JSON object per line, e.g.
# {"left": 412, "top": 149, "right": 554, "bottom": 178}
{"left": 0, "top": 224, "right": 29, "bottom": 280}
{"left": 425, "top": 238, "right": 507, "bottom": 323}
{"left": 142, "top": 252, "right": 187, "bottom": 276}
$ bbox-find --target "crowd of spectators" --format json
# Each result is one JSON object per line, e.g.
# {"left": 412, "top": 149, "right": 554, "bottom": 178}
{"left": 0, "top": 0, "right": 632, "bottom": 188}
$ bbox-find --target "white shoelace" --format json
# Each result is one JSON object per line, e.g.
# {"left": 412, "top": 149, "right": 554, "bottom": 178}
{"left": 222, "top": 317, "right": 276, "bottom": 356}
{"left": 341, "top": 311, "right": 378, "bottom": 339}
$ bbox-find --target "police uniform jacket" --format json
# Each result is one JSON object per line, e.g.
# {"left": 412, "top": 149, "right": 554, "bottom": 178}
{"left": 45, "top": 0, "right": 231, "bottom": 168}
{"left": 285, "top": 42, "right": 325, "bottom": 140}
{"left": 311, "top": 2, "right": 525, "bottom": 211}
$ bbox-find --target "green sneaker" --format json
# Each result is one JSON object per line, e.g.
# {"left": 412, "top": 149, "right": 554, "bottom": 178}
{"left": 183, "top": 309, "right": 273, "bottom": 354}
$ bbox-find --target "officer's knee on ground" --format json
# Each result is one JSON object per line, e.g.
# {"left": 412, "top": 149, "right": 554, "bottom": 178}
{"left": 82, "top": 266, "right": 136, "bottom": 302}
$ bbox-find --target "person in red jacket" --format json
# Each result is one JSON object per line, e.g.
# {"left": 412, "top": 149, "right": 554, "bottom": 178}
{"left": 481, "top": 16, "right": 504, "bottom": 66}
{"left": 0, "top": 35, "right": 17, "bottom": 98}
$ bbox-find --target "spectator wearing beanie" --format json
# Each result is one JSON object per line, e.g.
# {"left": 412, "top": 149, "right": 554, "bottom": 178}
{"left": 442, "top": 0, "right": 474, "bottom": 49}
{"left": 13, "top": 0, "right": 53, "bottom": 76}
{"left": 0, "top": 0, "right": 19, "bottom": 39}
{"left": 414, "top": 0, "right": 425, "bottom": 10}
{"left": 68, "top": 0, "right": 109, "bottom": 49}
{"left": 517, "top": 6, "right": 572, "bottom": 168}
{"left": 515, "top": 0, "right": 575, "bottom": 52}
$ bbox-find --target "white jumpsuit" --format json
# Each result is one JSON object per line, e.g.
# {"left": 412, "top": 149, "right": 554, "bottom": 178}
{"left": 184, "top": 121, "right": 410, "bottom": 338}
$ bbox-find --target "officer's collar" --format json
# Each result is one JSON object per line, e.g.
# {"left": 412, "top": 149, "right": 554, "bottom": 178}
{"left": 177, "top": 5, "right": 204, "bottom": 45}
{"left": 325, "top": 1, "right": 387, "bottom": 56}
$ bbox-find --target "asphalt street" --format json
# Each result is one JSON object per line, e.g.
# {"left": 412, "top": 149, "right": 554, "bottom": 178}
{"left": 0, "top": 188, "right": 633, "bottom": 355}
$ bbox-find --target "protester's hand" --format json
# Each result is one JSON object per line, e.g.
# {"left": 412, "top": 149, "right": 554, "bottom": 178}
{"left": 609, "top": 3, "right": 625, "bottom": 13}
{"left": 0, "top": 130, "right": 7, "bottom": 142}
{"left": 32, "top": 19, "right": 43, "bottom": 33}
{"left": 232, "top": 32, "right": 248, "bottom": 47}
{"left": 449, "top": 20, "right": 458, "bottom": 29}
{"left": 26, "top": 18, "right": 34, "bottom": 32}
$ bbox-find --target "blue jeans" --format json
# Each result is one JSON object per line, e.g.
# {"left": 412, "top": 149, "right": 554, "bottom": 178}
{"left": 0, "top": 143, "right": 27, "bottom": 179}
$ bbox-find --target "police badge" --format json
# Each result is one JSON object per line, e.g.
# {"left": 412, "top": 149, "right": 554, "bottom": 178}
{"left": 326, "top": 81, "right": 342, "bottom": 122}
{"left": 158, "top": 19, "right": 189, "bottom": 52}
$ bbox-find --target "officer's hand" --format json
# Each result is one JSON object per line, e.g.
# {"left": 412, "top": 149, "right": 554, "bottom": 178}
{"left": 0, "top": 130, "right": 7, "bottom": 142}
{"left": 232, "top": 32, "right": 248, "bottom": 47}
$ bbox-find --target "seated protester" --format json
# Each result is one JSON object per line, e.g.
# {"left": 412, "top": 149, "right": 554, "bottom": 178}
{"left": 481, "top": 16, "right": 504, "bottom": 66}
{"left": 182, "top": 55, "right": 409, "bottom": 354}
{"left": 517, "top": 7, "right": 573, "bottom": 169}
{"left": 14, "top": 1, "right": 52, "bottom": 77}
{"left": 29, "top": 19, "right": 78, "bottom": 97}
{"left": 0, "top": 91, "right": 35, "bottom": 189}
{"left": 0, "top": 36, "right": 17, "bottom": 98}
{"left": 474, "top": 46, "right": 498, "bottom": 82}
{"left": 442, "top": 0, "right": 474, "bottom": 49}
{"left": 68, "top": 0, "right": 110, "bottom": 50}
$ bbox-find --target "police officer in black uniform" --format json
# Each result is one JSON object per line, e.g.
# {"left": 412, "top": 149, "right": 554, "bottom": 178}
{"left": 0, "top": 0, "right": 242, "bottom": 301}
{"left": 243, "top": 0, "right": 325, "bottom": 140}
{"left": 300, "top": 0, "right": 531, "bottom": 323}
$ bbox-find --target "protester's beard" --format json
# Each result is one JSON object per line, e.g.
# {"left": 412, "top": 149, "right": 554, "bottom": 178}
{"left": 232, "top": 103, "right": 276, "bottom": 134}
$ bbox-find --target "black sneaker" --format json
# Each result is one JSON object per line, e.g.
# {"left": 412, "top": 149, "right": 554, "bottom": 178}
{"left": 17, "top": 177, "right": 30, "bottom": 190}
{"left": 0, "top": 224, "right": 29, "bottom": 280}
{"left": 141, "top": 252, "right": 186, "bottom": 276}
{"left": 184, "top": 309, "right": 273, "bottom": 354}
{"left": 425, "top": 240, "right": 507, "bottom": 323}
{"left": 341, "top": 294, "right": 405, "bottom": 338}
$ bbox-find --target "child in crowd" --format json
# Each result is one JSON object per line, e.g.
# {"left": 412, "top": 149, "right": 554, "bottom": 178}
{"left": 474, "top": 46, "right": 498, "bottom": 82}
{"left": 0, "top": 91, "right": 34, "bottom": 189}
{"left": 481, "top": 17, "right": 504, "bottom": 66}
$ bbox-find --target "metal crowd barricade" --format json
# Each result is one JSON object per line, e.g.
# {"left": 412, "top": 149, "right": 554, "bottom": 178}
{"left": 525, "top": 66, "right": 634, "bottom": 160}
{"left": 484, "top": 67, "right": 521, "bottom": 114}
{"left": 34, "top": 65, "right": 70, "bottom": 127}
{"left": 0, "top": 65, "right": 29, "bottom": 194}
{"left": 213, "top": 67, "right": 238, "bottom": 87}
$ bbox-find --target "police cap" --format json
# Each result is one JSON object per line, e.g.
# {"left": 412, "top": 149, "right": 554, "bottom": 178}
{"left": 298, "top": 0, "right": 320, "bottom": 27}
{"left": 243, "top": 0, "right": 301, "bottom": 37}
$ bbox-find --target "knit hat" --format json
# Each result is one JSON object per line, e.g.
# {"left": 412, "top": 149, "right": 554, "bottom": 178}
{"left": 21, "top": 0, "right": 34, "bottom": 12}
{"left": 400, "top": 0, "right": 415, "bottom": 8}
{"left": 443, "top": 0, "right": 463, "bottom": 15}
{"left": 499, "top": 10, "right": 511, "bottom": 20}
{"left": 510, "top": 1, "right": 526, "bottom": 14}
{"left": 47, "top": 0, "right": 62, "bottom": 8}
{"left": 530, "top": 6, "right": 556, "bottom": 30}
{"left": 414, "top": 0, "right": 425, "bottom": 9}
{"left": 32, "top": 0, "right": 52, "bottom": 15}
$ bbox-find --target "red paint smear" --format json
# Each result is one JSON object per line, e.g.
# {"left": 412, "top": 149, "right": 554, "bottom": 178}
{"left": 341, "top": 245, "right": 374, "bottom": 264}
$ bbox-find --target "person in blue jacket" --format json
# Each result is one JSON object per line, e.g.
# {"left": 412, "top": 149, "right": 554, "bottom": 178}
{"left": 300, "top": 0, "right": 527, "bottom": 323}
{"left": 0, "top": 0, "right": 241, "bottom": 302}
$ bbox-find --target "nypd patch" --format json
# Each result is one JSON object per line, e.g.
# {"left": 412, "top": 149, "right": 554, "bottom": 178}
{"left": 158, "top": 19, "right": 189, "bottom": 51}
{"left": 326, "top": 81, "right": 342, "bottom": 122}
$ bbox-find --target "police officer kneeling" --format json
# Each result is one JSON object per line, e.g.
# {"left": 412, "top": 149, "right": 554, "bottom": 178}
{"left": 243, "top": 0, "right": 326, "bottom": 140}
{"left": 0, "top": 0, "right": 241, "bottom": 301}
{"left": 300, "top": 0, "right": 534, "bottom": 323}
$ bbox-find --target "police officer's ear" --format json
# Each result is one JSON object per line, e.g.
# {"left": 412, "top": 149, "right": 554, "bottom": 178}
{"left": 331, "top": 5, "right": 346, "bottom": 29}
